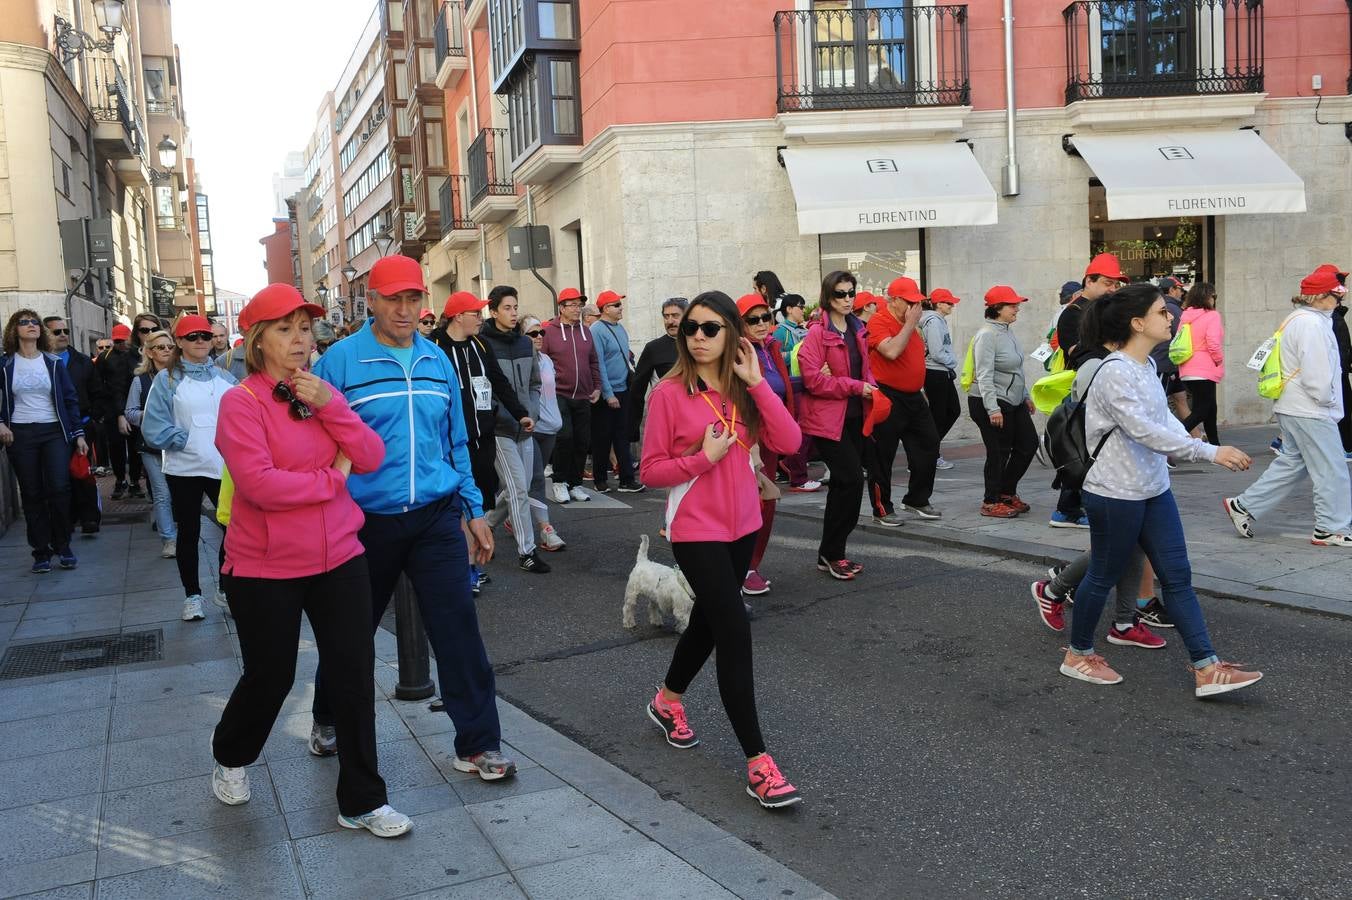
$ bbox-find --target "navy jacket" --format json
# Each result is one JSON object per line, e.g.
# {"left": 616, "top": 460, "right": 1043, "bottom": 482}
{"left": 1, "top": 352, "right": 85, "bottom": 442}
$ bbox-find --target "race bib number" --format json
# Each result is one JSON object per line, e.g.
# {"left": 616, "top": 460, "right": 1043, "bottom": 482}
{"left": 471, "top": 375, "right": 493, "bottom": 411}
{"left": 1029, "top": 342, "right": 1054, "bottom": 364}
{"left": 1246, "top": 338, "right": 1275, "bottom": 371}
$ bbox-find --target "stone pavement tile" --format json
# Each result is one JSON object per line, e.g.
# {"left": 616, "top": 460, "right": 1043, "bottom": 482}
{"left": 106, "top": 724, "right": 215, "bottom": 790}
{"left": 29, "top": 574, "right": 129, "bottom": 603}
{"left": 595, "top": 794, "right": 731, "bottom": 853}
{"left": 390, "top": 694, "right": 457, "bottom": 737}
{"left": 0, "top": 706, "right": 109, "bottom": 761}
{"left": 0, "top": 793, "right": 100, "bottom": 897}
{"left": 13, "top": 594, "right": 122, "bottom": 620}
{"left": 94, "top": 839, "right": 304, "bottom": 900}
{"left": 10, "top": 884, "right": 94, "bottom": 900}
{"left": 417, "top": 731, "right": 539, "bottom": 782}
{"left": 0, "top": 672, "right": 113, "bottom": 722}
{"left": 108, "top": 690, "right": 231, "bottom": 742}
{"left": 0, "top": 745, "right": 105, "bottom": 811}
{"left": 403, "top": 873, "right": 527, "bottom": 899}
{"left": 131, "top": 617, "right": 233, "bottom": 646}
{"left": 113, "top": 657, "right": 240, "bottom": 703}
{"left": 95, "top": 812, "right": 292, "bottom": 880}
{"left": 262, "top": 702, "right": 412, "bottom": 762}
{"left": 120, "top": 590, "right": 203, "bottom": 628}
{"left": 282, "top": 781, "right": 462, "bottom": 841}
{"left": 11, "top": 609, "right": 126, "bottom": 641}
{"left": 676, "top": 835, "right": 837, "bottom": 900}
{"left": 465, "top": 786, "right": 647, "bottom": 870}
{"left": 0, "top": 619, "right": 15, "bottom": 645}
{"left": 292, "top": 806, "right": 505, "bottom": 900}
{"left": 0, "top": 601, "right": 24, "bottom": 622}
{"left": 514, "top": 840, "right": 737, "bottom": 900}
{"left": 449, "top": 762, "right": 565, "bottom": 807}
{"left": 101, "top": 771, "right": 278, "bottom": 841}
{"left": 146, "top": 634, "right": 239, "bottom": 669}
{"left": 268, "top": 735, "right": 443, "bottom": 813}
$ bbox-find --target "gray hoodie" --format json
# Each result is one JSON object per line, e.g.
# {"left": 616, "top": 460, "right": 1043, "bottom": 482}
{"left": 919, "top": 310, "right": 956, "bottom": 373}
{"left": 968, "top": 321, "right": 1028, "bottom": 412}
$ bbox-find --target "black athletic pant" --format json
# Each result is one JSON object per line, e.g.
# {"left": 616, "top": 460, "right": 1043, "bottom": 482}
{"left": 813, "top": 417, "right": 865, "bottom": 561}
{"left": 922, "top": 368, "right": 961, "bottom": 443}
{"left": 1340, "top": 375, "right": 1352, "bottom": 453}
{"left": 106, "top": 420, "right": 143, "bottom": 485}
{"left": 213, "top": 555, "right": 387, "bottom": 817}
{"left": 166, "top": 474, "right": 223, "bottom": 597}
{"left": 969, "top": 398, "right": 1037, "bottom": 503}
{"left": 467, "top": 437, "right": 497, "bottom": 512}
{"left": 7, "top": 423, "right": 73, "bottom": 560}
{"left": 1180, "top": 379, "right": 1219, "bottom": 445}
{"left": 666, "top": 533, "right": 764, "bottom": 758}
{"left": 552, "top": 396, "right": 592, "bottom": 489}
{"left": 590, "top": 391, "right": 635, "bottom": 488}
{"left": 865, "top": 386, "right": 939, "bottom": 516}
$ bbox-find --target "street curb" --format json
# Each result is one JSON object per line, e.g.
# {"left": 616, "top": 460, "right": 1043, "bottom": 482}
{"left": 776, "top": 509, "right": 1352, "bottom": 622}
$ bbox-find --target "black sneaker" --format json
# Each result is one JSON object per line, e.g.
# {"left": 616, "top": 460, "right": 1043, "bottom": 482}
{"left": 1138, "top": 597, "right": 1174, "bottom": 629}
{"left": 128, "top": 484, "right": 146, "bottom": 499}
{"left": 592, "top": 483, "right": 612, "bottom": 494}
{"left": 111, "top": 482, "right": 127, "bottom": 500}
{"left": 31, "top": 558, "right": 52, "bottom": 575}
{"left": 617, "top": 482, "right": 646, "bottom": 493}
{"left": 518, "top": 551, "right": 551, "bottom": 574}
{"left": 81, "top": 521, "right": 100, "bottom": 535}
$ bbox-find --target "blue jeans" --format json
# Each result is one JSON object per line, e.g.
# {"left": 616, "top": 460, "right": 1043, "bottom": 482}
{"left": 1073, "top": 489, "right": 1218, "bottom": 667}
{"left": 140, "top": 451, "right": 176, "bottom": 540}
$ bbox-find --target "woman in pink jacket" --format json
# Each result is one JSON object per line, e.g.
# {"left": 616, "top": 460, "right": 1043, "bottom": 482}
{"left": 640, "top": 290, "right": 804, "bottom": 810}
{"left": 1178, "top": 282, "right": 1224, "bottom": 444}
{"left": 796, "top": 271, "right": 877, "bottom": 580}
{"left": 209, "top": 285, "right": 411, "bottom": 839}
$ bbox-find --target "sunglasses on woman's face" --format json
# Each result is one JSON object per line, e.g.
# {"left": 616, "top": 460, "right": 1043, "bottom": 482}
{"left": 137, "top": 326, "right": 156, "bottom": 334}
{"left": 16, "top": 318, "right": 40, "bottom": 327}
{"left": 832, "top": 289, "right": 857, "bottom": 299}
{"left": 182, "top": 331, "right": 213, "bottom": 343}
{"left": 525, "top": 330, "right": 543, "bottom": 338}
{"left": 680, "top": 320, "right": 725, "bottom": 339}
{"left": 272, "top": 381, "right": 314, "bottom": 421}
{"left": 743, "top": 313, "right": 774, "bottom": 326}
{"left": 149, "top": 344, "right": 173, "bottom": 353}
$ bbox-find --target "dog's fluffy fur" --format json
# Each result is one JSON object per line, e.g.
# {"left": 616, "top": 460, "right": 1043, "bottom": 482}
{"left": 621, "top": 534, "right": 695, "bottom": 632}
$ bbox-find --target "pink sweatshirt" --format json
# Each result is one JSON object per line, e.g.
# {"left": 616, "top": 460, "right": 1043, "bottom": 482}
{"left": 640, "top": 378, "right": 802, "bottom": 543}
{"left": 1178, "top": 307, "right": 1225, "bottom": 382}
{"left": 215, "top": 373, "right": 385, "bottom": 579}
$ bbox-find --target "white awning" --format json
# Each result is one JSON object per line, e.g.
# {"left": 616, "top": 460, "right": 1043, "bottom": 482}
{"left": 1069, "top": 128, "right": 1306, "bottom": 220}
{"left": 780, "top": 141, "right": 998, "bottom": 235}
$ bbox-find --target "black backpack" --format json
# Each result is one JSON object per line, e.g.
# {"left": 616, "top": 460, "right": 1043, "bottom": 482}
{"left": 1043, "top": 360, "right": 1119, "bottom": 492}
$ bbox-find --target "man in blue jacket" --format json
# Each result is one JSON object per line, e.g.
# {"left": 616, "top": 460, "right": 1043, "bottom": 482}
{"left": 589, "top": 290, "right": 643, "bottom": 493}
{"left": 311, "top": 254, "right": 515, "bottom": 781}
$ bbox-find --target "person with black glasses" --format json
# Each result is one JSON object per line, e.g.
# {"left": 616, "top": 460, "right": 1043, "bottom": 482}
{"left": 141, "top": 314, "right": 237, "bottom": 622}
{"left": 43, "top": 315, "right": 103, "bottom": 535}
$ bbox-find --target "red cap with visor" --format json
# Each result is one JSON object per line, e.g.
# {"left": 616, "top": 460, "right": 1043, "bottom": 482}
{"left": 368, "top": 255, "right": 427, "bottom": 296}
{"left": 238, "top": 284, "right": 325, "bottom": 332}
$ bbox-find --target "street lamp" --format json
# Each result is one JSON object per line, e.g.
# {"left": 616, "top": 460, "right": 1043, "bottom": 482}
{"left": 341, "top": 264, "right": 357, "bottom": 283}
{"left": 54, "top": 0, "right": 127, "bottom": 63}
{"left": 148, "top": 134, "right": 178, "bottom": 184}
{"left": 316, "top": 284, "right": 329, "bottom": 305}
{"left": 375, "top": 226, "right": 397, "bottom": 258}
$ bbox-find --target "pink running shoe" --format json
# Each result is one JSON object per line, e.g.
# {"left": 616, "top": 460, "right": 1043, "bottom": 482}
{"left": 742, "top": 570, "right": 770, "bottom": 595}
{"left": 746, "top": 753, "right": 802, "bottom": 809}
{"left": 1106, "top": 620, "right": 1166, "bottom": 649}
{"left": 647, "top": 690, "right": 699, "bottom": 749}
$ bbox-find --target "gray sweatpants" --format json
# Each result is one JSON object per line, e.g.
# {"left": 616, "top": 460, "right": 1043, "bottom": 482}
{"left": 528, "top": 432, "right": 557, "bottom": 527}
{"left": 486, "top": 435, "right": 536, "bottom": 556}
{"left": 1050, "top": 546, "right": 1146, "bottom": 626}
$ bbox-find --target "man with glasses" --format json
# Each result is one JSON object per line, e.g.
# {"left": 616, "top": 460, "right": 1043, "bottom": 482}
{"left": 95, "top": 322, "right": 144, "bottom": 500}
{"left": 311, "top": 255, "right": 517, "bottom": 780}
{"left": 540, "top": 287, "right": 601, "bottom": 502}
{"left": 45, "top": 316, "right": 104, "bottom": 533}
{"left": 417, "top": 308, "right": 437, "bottom": 338}
{"left": 589, "top": 291, "right": 643, "bottom": 494}
{"left": 629, "top": 298, "right": 687, "bottom": 442}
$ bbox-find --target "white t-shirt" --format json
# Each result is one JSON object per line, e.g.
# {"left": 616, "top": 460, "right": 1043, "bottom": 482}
{"left": 11, "top": 355, "right": 57, "bottom": 424}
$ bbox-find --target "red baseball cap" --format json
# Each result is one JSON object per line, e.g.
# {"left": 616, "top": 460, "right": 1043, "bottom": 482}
{"left": 596, "top": 290, "right": 625, "bottom": 310}
{"left": 984, "top": 285, "right": 1028, "bottom": 306}
{"left": 238, "top": 284, "right": 325, "bottom": 332}
{"left": 736, "top": 294, "right": 771, "bottom": 318}
{"left": 174, "top": 314, "right": 213, "bottom": 338}
{"left": 1084, "top": 253, "right": 1125, "bottom": 281}
{"left": 110, "top": 323, "right": 132, "bottom": 340}
{"left": 863, "top": 389, "right": 893, "bottom": 438}
{"left": 444, "top": 291, "right": 488, "bottom": 317}
{"left": 929, "top": 288, "right": 960, "bottom": 305}
{"left": 368, "top": 255, "right": 426, "bottom": 296}
{"left": 419, "top": 308, "right": 435, "bottom": 321}
{"left": 1300, "top": 266, "right": 1348, "bottom": 296}
{"left": 853, "top": 291, "right": 877, "bottom": 312}
{"left": 885, "top": 277, "right": 926, "bottom": 303}
{"left": 557, "top": 287, "right": 584, "bottom": 303}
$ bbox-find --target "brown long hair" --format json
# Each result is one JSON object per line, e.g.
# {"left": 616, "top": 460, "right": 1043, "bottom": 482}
{"left": 819, "top": 270, "right": 858, "bottom": 316}
{"left": 1183, "top": 282, "right": 1216, "bottom": 310}
{"left": 664, "top": 291, "right": 760, "bottom": 437}
{"left": 3, "top": 309, "right": 51, "bottom": 355}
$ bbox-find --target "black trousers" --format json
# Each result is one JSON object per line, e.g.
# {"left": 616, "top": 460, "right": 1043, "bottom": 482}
{"left": 813, "top": 418, "right": 865, "bottom": 561}
{"left": 552, "top": 396, "right": 592, "bottom": 488}
{"left": 922, "top": 368, "right": 961, "bottom": 443}
{"left": 1340, "top": 374, "right": 1352, "bottom": 453}
{"left": 1180, "top": 379, "right": 1219, "bottom": 445}
{"left": 106, "top": 420, "right": 143, "bottom": 485}
{"left": 666, "top": 533, "right": 764, "bottom": 758}
{"left": 213, "top": 555, "right": 387, "bottom": 817}
{"left": 865, "top": 386, "right": 939, "bottom": 516}
{"left": 166, "top": 474, "right": 223, "bottom": 597}
{"left": 468, "top": 437, "right": 497, "bottom": 512}
{"left": 7, "top": 423, "right": 73, "bottom": 560}
{"left": 590, "top": 391, "right": 635, "bottom": 488}
{"left": 969, "top": 398, "right": 1038, "bottom": 503}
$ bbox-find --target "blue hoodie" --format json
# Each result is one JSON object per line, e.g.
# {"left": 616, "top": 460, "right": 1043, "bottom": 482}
{"left": 590, "top": 319, "right": 633, "bottom": 400}
{"left": 313, "top": 321, "right": 483, "bottom": 518}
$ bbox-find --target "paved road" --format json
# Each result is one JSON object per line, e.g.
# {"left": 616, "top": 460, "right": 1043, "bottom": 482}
{"left": 400, "top": 490, "right": 1351, "bottom": 899}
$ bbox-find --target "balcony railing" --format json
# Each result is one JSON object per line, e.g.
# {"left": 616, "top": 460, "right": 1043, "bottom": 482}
{"left": 89, "top": 56, "right": 148, "bottom": 159}
{"left": 434, "top": 2, "right": 466, "bottom": 70}
{"left": 1347, "top": 0, "right": 1351, "bottom": 94}
{"left": 774, "top": 5, "right": 969, "bottom": 112}
{"left": 1064, "top": 1, "right": 1263, "bottom": 103}
{"left": 440, "top": 175, "right": 475, "bottom": 230}
{"left": 467, "top": 128, "right": 514, "bottom": 208}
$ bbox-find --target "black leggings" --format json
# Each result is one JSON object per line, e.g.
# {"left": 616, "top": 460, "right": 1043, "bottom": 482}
{"left": 1181, "top": 380, "right": 1219, "bottom": 445}
{"left": 665, "top": 533, "right": 764, "bottom": 758}
{"left": 968, "top": 398, "right": 1037, "bottom": 503}
{"left": 922, "top": 368, "right": 961, "bottom": 443}
{"left": 813, "top": 419, "right": 866, "bottom": 561}
{"left": 166, "top": 474, "right": 223, "bottom": 597}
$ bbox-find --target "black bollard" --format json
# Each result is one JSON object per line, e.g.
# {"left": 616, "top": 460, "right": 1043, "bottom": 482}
{"left": 393, "top": 574, "right": 435, "bottom": 700}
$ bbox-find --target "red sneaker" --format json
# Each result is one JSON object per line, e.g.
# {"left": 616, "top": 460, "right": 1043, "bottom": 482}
{"left": 1030, "top": 581, "right": 1065, "bottom": 632}
{"left": 1001, "top": 494, "right": 1031, "bottom": 513}
{"left": 742, "top": 570, "right": 770, "bottom": 595}
{"left": 647, "top": 690, "right": 699, "bottom": 749}
{"left": 746, "top": 753, "right": 802, "bottom": 809}
{"left": 817, "top": 558, "right": 856, "bottom": 580}
{"left": 981, "top": 502, "right": 1019, "bottom": 518}
{"left": 1106, "top": 620, "right": 1166, "bottom": 649}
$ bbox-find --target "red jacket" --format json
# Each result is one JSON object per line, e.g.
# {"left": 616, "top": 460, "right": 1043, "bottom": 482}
{"left": 796, "top": 318, "right": 876, "bottom": 441}
{"left": 216, "top": 373, "right": 385, "bottom": 579}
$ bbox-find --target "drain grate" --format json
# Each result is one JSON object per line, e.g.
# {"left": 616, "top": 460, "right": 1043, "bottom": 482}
{"left": 0, "top": 629, "right": 163, "bottom": 680}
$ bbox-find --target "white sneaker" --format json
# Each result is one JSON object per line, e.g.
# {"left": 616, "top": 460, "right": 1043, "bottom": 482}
{"left": 1311, "top": 531, "right": 1352, "bottom": 547}
{"left": 539, "top": 524, "right": 566, "bottom": 551}
{"left": 338, "top": 804, "right": 412, "bottom": 838}
{"left": 569, "top": 486, "right": 591, "bottom": 502}
{"left": 935, "top": 456, "right": 955, "bottom": 470}
{"left": 211, "top": 763, "right": 251, "bottom": 805}
{"left": 550, "top": 483, "right": 571, "bottom": 504}
{"left": 790, "top": 479, "right": 822, "bottom": 493}
{"left": 160, "top": 538, "right": 176, "bottom": 558}
{"left": 213, "top": 586, "right": 230, "bottom": 617}
{"left": 182, "top": 594, "right": 205, "bottom": 621}
{"left": 543, "top": 463, "right": 554, "bottom": 478}
{"left": 1221, "top": 497, "right": 1254, "bottom": 539}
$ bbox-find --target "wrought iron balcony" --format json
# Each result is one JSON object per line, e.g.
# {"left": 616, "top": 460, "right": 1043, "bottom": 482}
{"left": 1064, "top": 0, "right": 1263, "bottom": 104}
{"left": 434, "top": 2, "right": 465, "bottom": 71}
{"left": 774, "top": 4, "right": 969, "bottom": 113}
{"left": 440, "top": 175, "right": 476, "bottom": 231}
{"left": 467, "top": 128, "right": 514, "bottom": 209}
{"left": 89, "top": 56, "right": 147, "bottom": 160}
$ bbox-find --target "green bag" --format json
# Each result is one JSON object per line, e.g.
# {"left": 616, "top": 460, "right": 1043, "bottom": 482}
{"left": 789, "top": 340, "right": 805, "bottom": 378}
{"left": 1168, "top": 322, "right": 1194, "bottom": 365}
{"left": 959, "top": 335, "right": 977, "bottom": 393}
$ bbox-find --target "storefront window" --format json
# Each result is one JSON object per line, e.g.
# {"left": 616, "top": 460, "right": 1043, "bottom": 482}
{"left": 819, "top": 229, "right": 921, "bottom": 298}
{"left": 1088, "top": 184, "right": 1204, "bottom": 284}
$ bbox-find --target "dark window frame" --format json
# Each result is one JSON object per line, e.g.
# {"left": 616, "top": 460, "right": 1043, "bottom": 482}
{"left": 504, "top": 53, "right": 582, "bottom": 164}
{"left": 489, "top": 0, "right": 580, "bottom": 93}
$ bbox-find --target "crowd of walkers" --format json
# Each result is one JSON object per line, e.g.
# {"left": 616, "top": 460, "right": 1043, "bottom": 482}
{"left": 6, "top": 251, "right": 1351, "bottom": 832}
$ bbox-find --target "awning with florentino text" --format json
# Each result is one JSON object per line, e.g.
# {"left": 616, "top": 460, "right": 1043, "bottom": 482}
{"left": 780, "top": 141, "right": 998, "bottom": 235}
{"left": 1068, "top": 128, "right": 1306, "bottom": 221}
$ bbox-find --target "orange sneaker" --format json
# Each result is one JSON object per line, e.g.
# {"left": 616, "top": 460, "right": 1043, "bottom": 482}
{"left": 981, "top": 501, "right": 1019, "bottom": 519}
{"left": 1059, "top": 649, "right": 1123, "bottom": 685}
{"left": 1001, "top": 494, "right": 1031, "bottom": 513}
{"left": 746, "top": 753, "right": 802, "bottom": 809}
{"left": 1193, "top": 661, "right": 1263, "bottom": 698}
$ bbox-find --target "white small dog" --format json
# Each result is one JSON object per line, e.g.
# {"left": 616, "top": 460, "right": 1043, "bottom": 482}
{"left": 621, "top": 534, "right": 695, "bottom": 633}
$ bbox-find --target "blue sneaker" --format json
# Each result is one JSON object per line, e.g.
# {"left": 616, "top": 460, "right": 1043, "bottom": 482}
{"left": 31, "top": 558, "right": 52, "bottom": 575}
{"left": 1345, "top": 451, "right": 1352, "bottom": 462}
{"left": 58, "top": 552, "right": 77, "bottom": 570}
{"left": 1049, "top": 511, "right": 1090, "bottom": 530}
{"left": 1270, "top": 437, "right": 1283, "bottom": 454}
